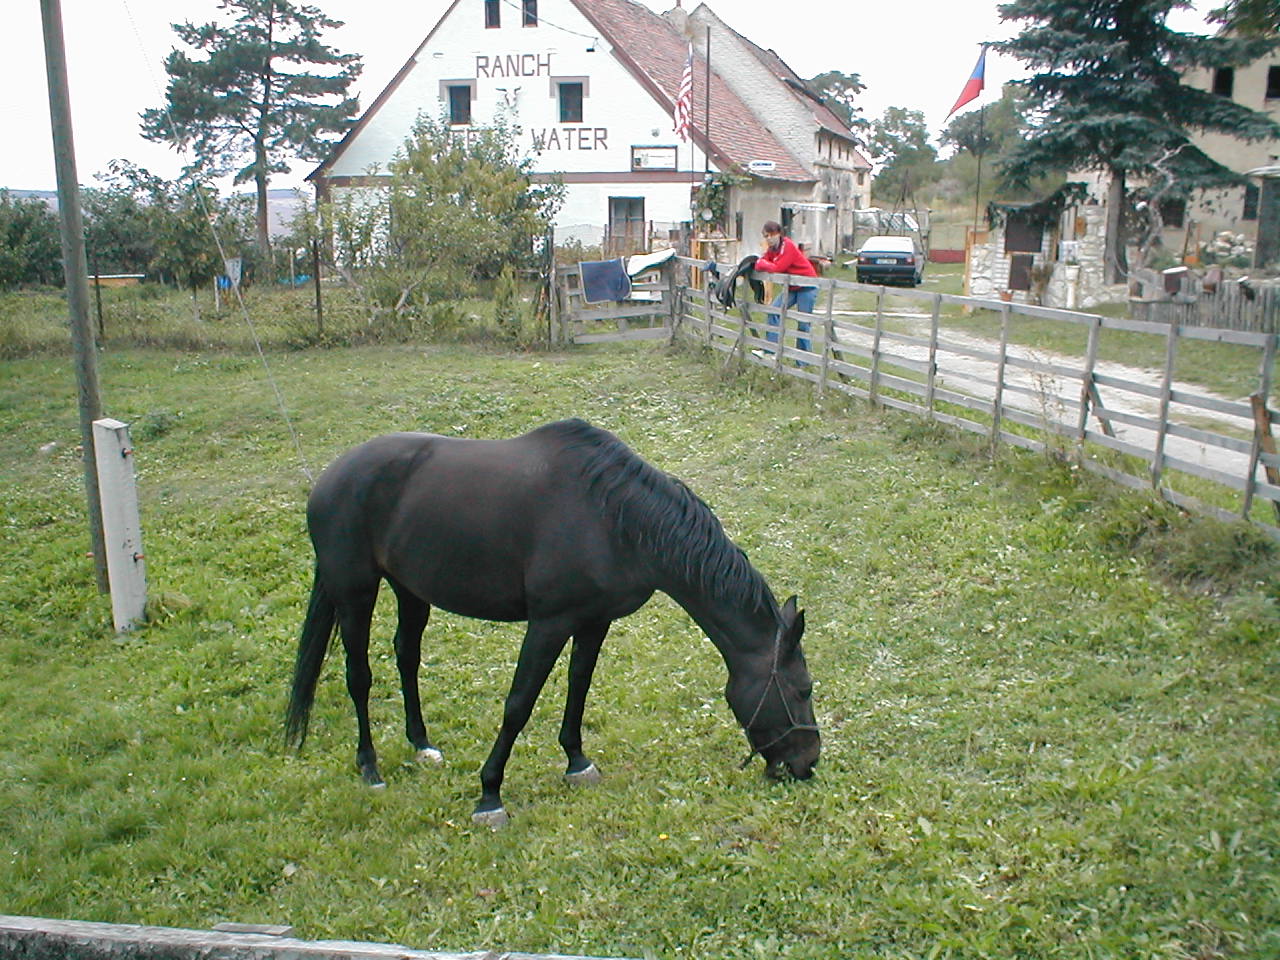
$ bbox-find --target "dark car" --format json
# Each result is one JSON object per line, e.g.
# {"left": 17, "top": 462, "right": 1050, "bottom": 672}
{"left": 855, "top": 235, "right": 924, "bottom": 286}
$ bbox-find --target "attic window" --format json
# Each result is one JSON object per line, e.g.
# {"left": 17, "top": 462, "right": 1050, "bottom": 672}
{"left": 485, "top": 0, "right": 499, "bottom": 28}
{"left": 523, "top": 0, "right": 537, "bottom": 26}
{"left": 1213, "top": 67, "right": 1234, "bottom": 98}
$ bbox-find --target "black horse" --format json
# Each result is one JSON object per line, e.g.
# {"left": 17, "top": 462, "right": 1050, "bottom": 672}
{"left": 285, "top": 418, "right": 819, "bottom": 827}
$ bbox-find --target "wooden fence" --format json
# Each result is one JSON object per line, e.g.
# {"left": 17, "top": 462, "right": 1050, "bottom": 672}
{"left": 1131, "top": 270, "right": 1279, "bottom": 333}
{"left": 555, "top": 256, "right": 1280, "bottom": 537}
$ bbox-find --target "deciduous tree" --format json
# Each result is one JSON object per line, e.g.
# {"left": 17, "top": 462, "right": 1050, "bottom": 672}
{"left": 0, "top": 191, "right": 62, "bottom": 289}
{"left": 805, "top": 71, "right": 868, "bottom": 134}
{"left": 140, "top": 0, "right": 362, "bottom": 256}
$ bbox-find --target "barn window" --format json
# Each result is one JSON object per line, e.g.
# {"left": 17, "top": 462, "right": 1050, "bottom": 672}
{"left": 523, "top": 0, "right": 537, "bottom": 26}
{"left": 1213, "top": 67, "right": 1234, "bottom": 98}
{"left": 559, "top": 82, "right": 584, "bottom": 123}
{"left": 484, "top": 0, "right": 499, "bottom": 28}
{"left": 447, "top": 84, "right": 472, "bottom": 125}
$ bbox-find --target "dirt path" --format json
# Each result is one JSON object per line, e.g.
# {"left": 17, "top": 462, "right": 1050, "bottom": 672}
{"left": 830, "top": 309, "right": 1256, "bottom": 476}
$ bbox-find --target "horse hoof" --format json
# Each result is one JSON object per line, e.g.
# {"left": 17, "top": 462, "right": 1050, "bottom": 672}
{"left": 472, "top": 807, "right": 510, "bottom": 829}
{"left": 564, "top": 763, "right": 602, "bottom": 786}
{"left": 368, "top": 780, "right": 387, "bottom": 790}
{"left": 416, "top": 747, "right": 444, "bottom": 765}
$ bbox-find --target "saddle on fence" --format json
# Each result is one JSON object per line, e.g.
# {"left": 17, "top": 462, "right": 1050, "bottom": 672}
{"left": 710, "top": 255, "right": 764, "bottom": 309}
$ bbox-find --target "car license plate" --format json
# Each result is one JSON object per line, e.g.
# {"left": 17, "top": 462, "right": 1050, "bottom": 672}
{"left": 875, "top": 258, "right": 897, "bottom": 265}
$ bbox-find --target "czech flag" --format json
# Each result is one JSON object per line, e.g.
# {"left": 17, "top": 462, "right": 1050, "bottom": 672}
{"left": 946, "top": 46, "right": 987, "bottom": 119}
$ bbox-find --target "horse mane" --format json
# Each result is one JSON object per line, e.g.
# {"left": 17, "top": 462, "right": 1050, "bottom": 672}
{"left": 546, "top": 419, "right": 775, "bottom": 615}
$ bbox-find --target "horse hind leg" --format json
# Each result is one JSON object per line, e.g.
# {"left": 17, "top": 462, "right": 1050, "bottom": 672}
{"left": 389, "top": 580, "right": 441, "bottom": 765}
{"left": 560, "top": 621, "right": 610, "bottom": 786}
{"left": 335, "top": 589, "right": 384, "bottom": 787}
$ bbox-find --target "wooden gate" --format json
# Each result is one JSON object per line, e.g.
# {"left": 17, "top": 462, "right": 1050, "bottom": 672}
{"left": 553, "top": 257, "right": 679, "bottom": 345}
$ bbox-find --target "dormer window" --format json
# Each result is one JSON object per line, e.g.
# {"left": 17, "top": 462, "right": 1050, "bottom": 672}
{"left": 485, "top": 0, "right": 499, "bottom": 28}
{"left": 523, "top": 0, "right": 537, "bottom": 26}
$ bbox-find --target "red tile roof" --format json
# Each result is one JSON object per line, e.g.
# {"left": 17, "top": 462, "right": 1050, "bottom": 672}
{"left": 570, "top": 0, "right": 813, "bottom": 182}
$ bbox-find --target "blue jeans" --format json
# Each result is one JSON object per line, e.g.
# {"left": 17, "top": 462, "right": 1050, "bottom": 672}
{"left": 766, "top": 285, "right": 818, "bottom": 352}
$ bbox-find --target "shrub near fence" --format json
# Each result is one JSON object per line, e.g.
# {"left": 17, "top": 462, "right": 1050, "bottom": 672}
{"left": 557, "top": 258, "right": 1280, "bottom": 537}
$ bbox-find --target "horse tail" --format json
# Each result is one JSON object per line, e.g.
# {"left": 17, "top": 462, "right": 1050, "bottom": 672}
{"left": 285, "top": 568, "right": 337, "bottom": 750}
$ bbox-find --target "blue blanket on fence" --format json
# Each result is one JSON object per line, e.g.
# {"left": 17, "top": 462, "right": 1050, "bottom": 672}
{"left": 579, "top": 258, "right": 632, "bottom": 304}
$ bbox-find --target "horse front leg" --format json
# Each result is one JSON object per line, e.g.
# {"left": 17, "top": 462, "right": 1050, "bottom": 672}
{"left": 474, "top": 619, "right": 571, "bottom": 828}
{"left": 560, "top": 621, "right": 610, "bottom": 785}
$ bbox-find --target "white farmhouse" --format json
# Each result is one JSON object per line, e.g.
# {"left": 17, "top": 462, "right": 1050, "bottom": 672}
{"left": 307, "top": 0, "right": 871, "bottom": 258}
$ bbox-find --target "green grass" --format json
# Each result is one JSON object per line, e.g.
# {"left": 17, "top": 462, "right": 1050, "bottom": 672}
{"left": 1, "top": 338, "right": 1278, "bottom": 959}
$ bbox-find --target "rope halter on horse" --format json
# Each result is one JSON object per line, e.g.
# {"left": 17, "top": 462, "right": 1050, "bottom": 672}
{"left": 738, "top": 628, "right": 819, "bottom": 770}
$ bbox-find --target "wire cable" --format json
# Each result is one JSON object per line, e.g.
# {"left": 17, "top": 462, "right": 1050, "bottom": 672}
{"left": 118, "top": 0, "right": 315, "bottom": 484}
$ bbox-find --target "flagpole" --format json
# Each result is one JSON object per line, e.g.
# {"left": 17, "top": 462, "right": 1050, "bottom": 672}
{"left": 703, "top": 26, "right": 711, "bottom": 179}
{"left": 972, "top": 103, "right": 985, "bottom": 232}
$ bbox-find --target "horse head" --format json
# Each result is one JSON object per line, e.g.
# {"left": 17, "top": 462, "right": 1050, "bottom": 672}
{"left": 727, "top": 596, "right": 820, "bottom": 780}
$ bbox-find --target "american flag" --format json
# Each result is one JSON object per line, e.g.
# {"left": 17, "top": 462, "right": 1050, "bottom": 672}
{"left": 674, "top": 43, "right": 693, "bottom": 141}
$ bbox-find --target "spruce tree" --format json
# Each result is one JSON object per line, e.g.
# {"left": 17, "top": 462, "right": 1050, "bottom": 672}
{"left": 140, "top": 0, "right": 362, "bottom": 256}
{"left": 994, "top": 0, "right": 1279, "bottom": 280}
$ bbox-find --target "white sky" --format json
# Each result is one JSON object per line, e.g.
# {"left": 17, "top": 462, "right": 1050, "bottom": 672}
{"left": 2, "top": 0, "right": 1215, "bottom": 193}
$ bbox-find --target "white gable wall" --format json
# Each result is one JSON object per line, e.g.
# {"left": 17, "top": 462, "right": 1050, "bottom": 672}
{"left": 323, "top": 0, "right": 713, "bottom": 239}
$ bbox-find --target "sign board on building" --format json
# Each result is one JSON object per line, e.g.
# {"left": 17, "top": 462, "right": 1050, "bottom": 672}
{"left": 631, "top": 146, "right": 678, "bottom": 171}
{"left": 747, "top": 160, "right": 776, "bottom": 173}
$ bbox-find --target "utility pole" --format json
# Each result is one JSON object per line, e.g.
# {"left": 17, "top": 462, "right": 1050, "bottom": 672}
{"left": 41, "top": 0, "right": 108, "bottom": 593}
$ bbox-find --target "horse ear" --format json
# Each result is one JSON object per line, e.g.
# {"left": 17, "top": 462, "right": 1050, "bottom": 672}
{"left": 785, "top": 608, "right": 805, "bottom": 647}
{"left": 780, "top": 595, "right": 798, "bottom": 627}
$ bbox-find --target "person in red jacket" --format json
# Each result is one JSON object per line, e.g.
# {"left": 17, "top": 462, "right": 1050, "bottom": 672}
{"left": 754, "top": 220, "right": 818, "bottom": 353}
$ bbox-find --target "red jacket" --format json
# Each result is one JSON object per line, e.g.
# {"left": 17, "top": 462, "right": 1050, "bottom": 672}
{"left": 754, "top": 236, "right": 817, "bottom": 289}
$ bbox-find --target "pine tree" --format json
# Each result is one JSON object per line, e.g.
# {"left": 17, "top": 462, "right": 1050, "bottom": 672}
{"left": 994, "top": 0, "right": 1279, "bottom": 280}
{"left": 140, "top": 0, "right": 362, "bottom": 256}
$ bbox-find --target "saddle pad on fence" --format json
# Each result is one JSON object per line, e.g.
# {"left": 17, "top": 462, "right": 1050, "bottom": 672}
{"left": 579, "top": 258, "right": 633, "bottom": 304}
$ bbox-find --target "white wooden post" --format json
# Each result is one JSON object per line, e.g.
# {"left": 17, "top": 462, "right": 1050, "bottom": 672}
{"left": 93, "top": 418, "right": 147, "bottom": 632}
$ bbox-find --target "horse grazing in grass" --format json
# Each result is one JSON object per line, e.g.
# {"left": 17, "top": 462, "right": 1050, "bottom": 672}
{"left": 285, "top": 418, "right": 819, "bottom": 827}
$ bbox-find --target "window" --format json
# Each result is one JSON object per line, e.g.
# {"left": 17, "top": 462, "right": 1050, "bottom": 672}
{"left": 522, "top": 0, "right": 537, "bottom": 26}
{"left": 1158, "top": 197, "right": 1186, "bottom": 230}
{"left": 447, "top": 84, "right": 472, "bottom": 125}
{"left": 1244, "top": 183, "right": 1260, "bottom": 221}
{"left": 1005, "top": 212, "right": 1043, "bottom": 253}
{"left": 559, "top": 82, "right": 583, "bottom": 123}
{"left": 1267, "top": 66, "right": 1280, "bottom": 100}
{"left": 1213, "top": 67, "right": 1234, "bottom": 98}
{"left": 484, "top": 0, "right": 499, "bottom": 28}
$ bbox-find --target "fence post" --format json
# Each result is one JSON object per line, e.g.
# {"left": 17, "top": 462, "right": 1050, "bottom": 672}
{"left": 1076, "top": 313, "right": 1102, "bottom": 453}
{"left": 1150, "top": 307, "right": 1181, "bottom": 493}
{"left": 818, "top": 279, "right": 835, "bottom": 397}
{"left": 925, "top": 293, "right": 940, "bottom": 420}
{"left": 991, "top": 302, "right": 1010, "bottom": 449}
{"left": 1243, "top": 330, "right": 1279, "bottom": 521}
{"left": 774, "top": 297, "right": 788, "bottom": 372}
{"left": 93, "top": 418, "right": 147, "bottom": 633}
{"left": 869, "top": 288, "right": 885, "bottom": 407}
